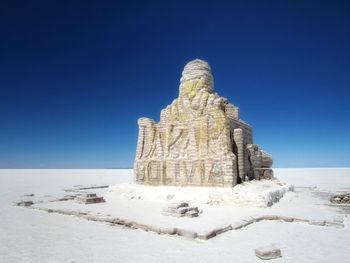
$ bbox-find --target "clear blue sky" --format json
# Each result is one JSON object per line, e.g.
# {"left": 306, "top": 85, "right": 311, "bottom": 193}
{"left": 1, "top": 1, "right": 349, "bottom": 168}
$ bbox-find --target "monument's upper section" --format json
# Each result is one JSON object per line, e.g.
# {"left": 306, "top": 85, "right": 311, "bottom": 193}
{"left": 180, "top": 59, "right": 214, "bottom": 94}
{"left": 134, "top": 59, "right": 273, "bottom": 187}
{"left": 161, "top": 59, "right": 224, "bottom": 123}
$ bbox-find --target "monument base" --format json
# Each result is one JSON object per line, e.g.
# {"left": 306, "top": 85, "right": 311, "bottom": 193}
{"left": 108, "top": 178, "right": 290, "bottom": 207}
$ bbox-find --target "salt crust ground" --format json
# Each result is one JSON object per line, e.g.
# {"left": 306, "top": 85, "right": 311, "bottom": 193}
{"left": 1, "top": 168, "right": 350, "bottom": 262}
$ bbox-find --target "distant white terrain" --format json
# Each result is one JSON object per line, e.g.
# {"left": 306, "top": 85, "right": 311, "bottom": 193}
{"left": 0, "top": 168, "right": 349, "bottom": 263}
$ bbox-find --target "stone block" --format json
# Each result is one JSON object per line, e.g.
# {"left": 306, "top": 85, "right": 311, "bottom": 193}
{"left": 184, "top": 210, "right": 199, "bottom": 218}
{"left": 255, "top": 245, "right": 282, "bottom": 260}
{"left": 14, "top": 200, "right": 34, "bottom": 207}
{"left": 168, "top": 201, "right": 189, "bottom": 209}
{"left": 162, "top": 202, "right": 200, "bottom": 218}
{"left": 176, "top": 228, "right": 197, "bottom": 239}
{"left": 330, "top": 193, "right": 350, "bottom": 204}
{"left": 76, "top": 193, "right": 105, "bottom": 204}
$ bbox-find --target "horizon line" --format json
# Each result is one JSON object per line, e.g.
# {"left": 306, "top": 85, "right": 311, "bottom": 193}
{"left": 1, "top": 167, "right": 350, "bottom": 170}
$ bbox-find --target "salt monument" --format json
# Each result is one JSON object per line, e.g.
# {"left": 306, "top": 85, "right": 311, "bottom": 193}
{"left": 134, "top": 59, "right": 273, "bottom": 187}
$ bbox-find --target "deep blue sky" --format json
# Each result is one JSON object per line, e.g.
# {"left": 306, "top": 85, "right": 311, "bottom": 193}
{"left": 1, "top": 0, "right": 350, "bottom": 168}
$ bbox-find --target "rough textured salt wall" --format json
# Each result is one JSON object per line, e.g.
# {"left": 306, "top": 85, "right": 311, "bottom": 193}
{"left": 134, "top": 59, "right": 273, "bottom": 187}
